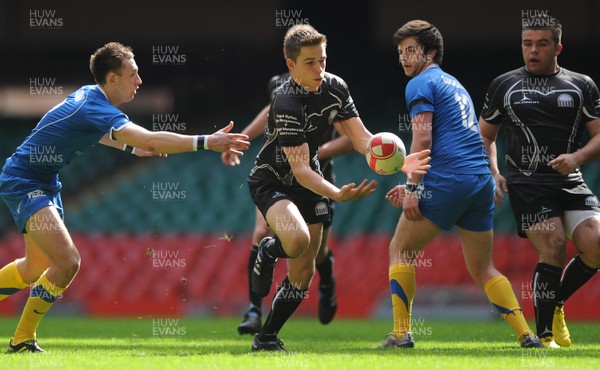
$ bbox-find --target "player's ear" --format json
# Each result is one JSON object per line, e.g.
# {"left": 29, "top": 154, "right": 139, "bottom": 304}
{"left": 106, "top": 71, "right": 117, "bottom": 85}
{"left": 555, "top": 43, "right": 563, "bottom": 56}
{"left": 286, "top": 58, "right": 295, "bottom": 71}
{"left": 427, "top": 49, "right": 436, "bottom": 64}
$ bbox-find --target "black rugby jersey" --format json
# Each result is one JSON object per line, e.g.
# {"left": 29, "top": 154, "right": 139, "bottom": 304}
{"left": 248, "top": 72, "right": 358, "bottom": 187}
{"left": 267, "top": 72, "right": 337, "bottom": 182}
{"left": 481, "top": 67, "right": 600, "bottom": 184}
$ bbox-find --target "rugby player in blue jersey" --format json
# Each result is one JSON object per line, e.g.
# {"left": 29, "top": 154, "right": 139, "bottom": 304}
{"left": 0, "top": 42, "right": 249, "bottom": 353}
{"left": 379, "top": 20, "right": 541, "bottom": 349}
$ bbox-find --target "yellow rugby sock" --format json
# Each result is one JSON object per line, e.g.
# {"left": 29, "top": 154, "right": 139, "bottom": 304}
{"left": 0, "top": 261, "right": 29, "bottom": 302}
{"left": 13, "top": 274, "right": 66, "bottom": 344}
{"left": 390, "top": 263, "right": 415, "bottom": 338}
{"left": 484, "top": 275, "right": 531, "bottom": 338}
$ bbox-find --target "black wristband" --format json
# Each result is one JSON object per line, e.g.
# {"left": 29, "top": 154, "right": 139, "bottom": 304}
{"left": 405, "top": 182, "right": 419, "bottom": 193}
{"left": 124, "top": 144, "right": 135, "bottom": 154}
{"left": 195, "top": 135, "right": 206, "bottom": 151}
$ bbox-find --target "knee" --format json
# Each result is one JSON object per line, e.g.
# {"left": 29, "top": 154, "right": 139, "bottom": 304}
{"left": 253, "top": 224, "right": 272, "bottom": 244}
{"left": 578, "top": 239, "right": 600, "bottom": 268}
{"left": 537, "top": 235, "right": 567, "bottom": 264}
{"left": 283, "top": 232, "right": 310, "bottom": 258}
{"left": 58, "top": 247, "right": 81, "bottom": 279}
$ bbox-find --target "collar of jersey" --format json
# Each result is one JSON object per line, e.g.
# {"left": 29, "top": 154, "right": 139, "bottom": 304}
{"left": 96, "top": 84, "right": 110, "bottom": 101}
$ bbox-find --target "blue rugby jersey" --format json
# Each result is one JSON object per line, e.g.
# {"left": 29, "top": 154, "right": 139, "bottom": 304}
{"left": 405, "top": 65, "right": 490, "bottom": 174}
{"left": 2, "top": 85, "right": 131, "bottom": 182}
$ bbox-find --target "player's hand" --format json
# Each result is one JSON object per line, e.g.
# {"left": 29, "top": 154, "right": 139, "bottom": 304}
{"left": 402, "top": 191, "right": 422, "bottom": 220}
{"left": 492, "top": 173, "right": 508, "bottom": 206}
{"left": 134, "top": 148, "right": 167, "bottom": 157}
{"left": 221, "top": 152, "right": 241, "bottom": 166}
{"left": 206, "top": 121, "right": 250, "bottom": 155}
{"left": 548, "top": 153, "right": 580, "bottom": 175}
{"left": 334, "top": 179, "right": 377, "bottom": 202}
{"left": 401, "top": 149, "right": 431, "bottom": 182}
{"left": 386, "top": 185, "right": 406, "bottom": 208}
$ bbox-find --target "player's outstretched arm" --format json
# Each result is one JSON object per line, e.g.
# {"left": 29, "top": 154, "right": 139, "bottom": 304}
{"left": 207, "top": 121, "right": 251, "bottom": 155}
{"left": 284, "top": 143, "right": 377, "bottom": 202}
{"left": 317, "top": 122, "right": 354, "bottom": 160}
{"left": 336, "top": 179, "right": 378, "bottom": 202}
{"left": 385, "top": 185, "right": 406, "bottom": 208}
{"left": 112, "top": 121, "right": 249, "bottom": 155}
{"left": 335, "top": 117, "right": 373, "bottom": 155}
{"left": 98, "top": 134, "right": 166, "bottom": 157}
{"left": 400, "top": 150, "right": 431, "bottom": 179}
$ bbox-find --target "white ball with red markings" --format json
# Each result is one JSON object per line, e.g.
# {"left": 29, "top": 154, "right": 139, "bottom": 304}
{"left": 365, "top": 132, "right": 406, "bottom": 175}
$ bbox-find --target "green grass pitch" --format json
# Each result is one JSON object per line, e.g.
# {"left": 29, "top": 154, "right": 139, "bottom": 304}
{"left": 1, "top": 317, "right": 599, "bottom": 369}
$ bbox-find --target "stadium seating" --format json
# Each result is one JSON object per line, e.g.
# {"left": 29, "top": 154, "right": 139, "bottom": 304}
{"left": 1, "top": 230, "right": 599, "bottom": 320}
{"left": 1, "top": 124, "right": 600, "bottom": 320}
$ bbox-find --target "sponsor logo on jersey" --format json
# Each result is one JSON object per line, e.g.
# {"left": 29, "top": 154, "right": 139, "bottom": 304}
{"left": 272, "top": 191, "right": 286, "bottom": 199}
{"left": 515, "top": 93, "right": 539, "bottom": 105}
{"left": 27, "top": 190, "right": 45, "bottom": 200}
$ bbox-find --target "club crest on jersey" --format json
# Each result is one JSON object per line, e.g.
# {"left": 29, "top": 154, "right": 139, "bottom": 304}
{"left": 315, "top": 202, "right": 329, "bottom": 216}
{"left": 557, "top": 94, "right": 574, "bottom": 108}
{"left": 585, "top": 196, "right": 599, "bottom": 208}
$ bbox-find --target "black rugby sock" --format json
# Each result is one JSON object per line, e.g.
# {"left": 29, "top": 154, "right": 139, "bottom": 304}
{"left": 556, "top": 255, "right": 598, "bottom": 306}
{"left": 264, "top": 236, "right": 289, "bottom": 259}
{"left": 533, "top": 263, "right": 562, "bottom": 337}
{"left": 258, "top": 276, "right": 306, "bottom": 338}
{"left": 247, "top": 245, "right": 262, "bottom": 314}
{"left": 316, "top": 249, "right": 334, "bottom": 287}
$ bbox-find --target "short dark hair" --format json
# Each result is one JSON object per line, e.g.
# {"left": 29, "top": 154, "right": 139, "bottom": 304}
{"left": 522, "top": 15, "right": 562, "bottom": 45}
{"left": 393, "top": 20, "right": 444, "bottom": 66}
{"left": 283, "top": 24, "right": 327, "bottom": 62}
{"left": 89, "top": 42, "right": 134, "bottom": 84}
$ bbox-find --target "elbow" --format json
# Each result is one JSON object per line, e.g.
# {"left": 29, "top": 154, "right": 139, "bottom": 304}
{"left": 143, "top": 136, "right": 161, "bottom": 153}
{"left": 415, "top": 137, "right": 432, "bottom": 151}
{"left": 291, "top": 166, "right": 311, "bottom": 186}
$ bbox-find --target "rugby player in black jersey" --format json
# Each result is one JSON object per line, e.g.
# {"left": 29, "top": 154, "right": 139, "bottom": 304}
{"left": 222, "top": 72, "right": 354, "bottom": 334}
{"left": 246, "top": 24, "right": 431, "bottom": 351}
{"left": 479, "top": 15, "right": 600, "bottom": 348}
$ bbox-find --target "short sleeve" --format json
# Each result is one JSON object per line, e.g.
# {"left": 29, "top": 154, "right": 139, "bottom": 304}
{"left": 582, "top": 76, "right": 600, "bottom": 122}
{"left": 479, "top": 77, "right": 506, "bottom": 125}
{"left": 405, "top": 77, "right": 434, "bottom": 119}
{"left": 84, "top": 99, "right": 132, "bottom": 139}
{"left": 272, "top": 95, "right": 306, "bottom": 147}
{"left": 330, "top": 76, "right": 359, "bottom": 121}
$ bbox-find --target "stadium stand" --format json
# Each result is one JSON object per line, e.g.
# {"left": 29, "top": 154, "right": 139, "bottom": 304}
{"left": 1, "top": 123, "right": 600, "bottom": 319}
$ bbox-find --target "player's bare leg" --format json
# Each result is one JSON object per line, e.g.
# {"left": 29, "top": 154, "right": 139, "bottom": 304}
{"left": 251, "top": 199, "right": 309, "bottom": 297}
{"left": 251, "top": 202, "right": 319, "bottom": 352}
{"left": 0, "top": 233, "right": 51, "bottom": 304}
{"left": 459, "top": 227, "right": 540, "bottom": 348}
{"left": 379, "top": 214, "right": 440, "bottom": 348}
{"left": 7, "top": 206, "right": 80, "bottom": 353}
